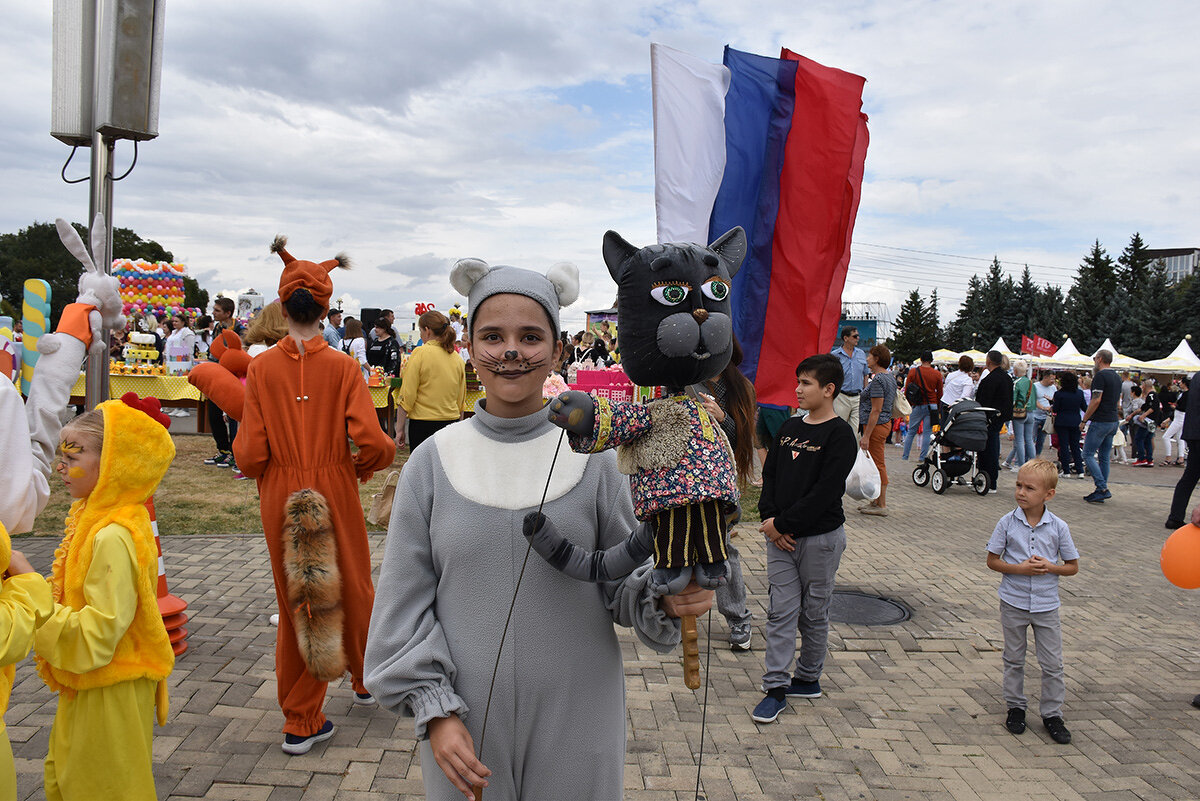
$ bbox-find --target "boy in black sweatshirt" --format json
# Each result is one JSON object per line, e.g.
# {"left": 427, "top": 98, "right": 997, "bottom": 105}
{"left": 752, "top": 354, "right": 857, "bottom": 723}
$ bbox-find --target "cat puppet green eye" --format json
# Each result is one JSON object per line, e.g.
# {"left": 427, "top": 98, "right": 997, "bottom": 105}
{"left": 701, "top": 278, "right": 730, "bottom": 301}
{"left": 650, "top": 283, "right": 690, "bottom": 306}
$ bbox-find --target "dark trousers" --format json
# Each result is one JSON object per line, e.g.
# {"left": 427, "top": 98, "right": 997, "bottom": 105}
{"left": 1055, "top": 425, "right": 1083, "bottom": 474}
{"left": 407, "top": 418, "right": 457, "bottom": 452}
{"left": 983, "top": 421, "right": 1002, "bottom": 489}
{"left": 208, "top": 400, "right": 238, "bottom": 452}
{"left": 1169, "top": 439, "right": 1200, "bottom": 522}
{"left": 1132, "top": 425, "right": 1154, "bottom": 462}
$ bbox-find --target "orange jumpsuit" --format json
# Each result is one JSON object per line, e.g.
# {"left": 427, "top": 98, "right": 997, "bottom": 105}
{"left": 234, "top": 334, "right": 395, "bottom": 736}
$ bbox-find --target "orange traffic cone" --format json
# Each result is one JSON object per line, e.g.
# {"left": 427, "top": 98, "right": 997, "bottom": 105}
{"left": 147, "top": 498, "right": 189, "bottom": 655}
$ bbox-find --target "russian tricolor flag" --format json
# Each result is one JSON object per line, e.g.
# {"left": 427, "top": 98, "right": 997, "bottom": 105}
{"left": 652, "top": 44, "right": 869, "bottom": 407}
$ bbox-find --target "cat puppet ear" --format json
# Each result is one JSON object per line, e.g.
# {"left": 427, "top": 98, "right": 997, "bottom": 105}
{"left": 546, "top": 262, "right": 579, "bottom": 308}
{"left": 602, "top": 230, "right": 638, "bottom": 282}
{"left": 450, "top": 258, "right": 491, "bottom": 297}
{"left": 708, "top": 226, "right": 748, "bottom": 278}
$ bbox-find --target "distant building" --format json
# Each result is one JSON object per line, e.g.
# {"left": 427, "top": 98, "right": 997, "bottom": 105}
{"left": 1146, "top": 248, "right": 1200, "bottom": 284}
{"left": 834, "top": 302, "right": 891, "bottom": 349}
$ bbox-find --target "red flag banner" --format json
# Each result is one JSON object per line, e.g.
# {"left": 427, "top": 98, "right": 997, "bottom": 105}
{"left": 1021, "top": 335, "right": 1035, "bottom": 354}
{"left": 1034, "top": 336, "right": 1055, "bottom": 356}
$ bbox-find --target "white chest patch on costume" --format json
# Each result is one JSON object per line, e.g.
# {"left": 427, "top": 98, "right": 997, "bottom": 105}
{"left": 435, "top": 424, "right": 590, "bottom": 510}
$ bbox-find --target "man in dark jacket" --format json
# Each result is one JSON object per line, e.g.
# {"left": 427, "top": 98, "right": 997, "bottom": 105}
{"left": 1166, "top": 370, "right": 1200, "bottom": 527}
{"left": 975, "top": 350, "right": 1014, "bottom": 491}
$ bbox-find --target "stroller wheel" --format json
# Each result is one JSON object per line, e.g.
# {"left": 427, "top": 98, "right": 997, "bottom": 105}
{"left": 972, "top": 472, "right": 989, "bottom": 496}
{"left": 931, "top": 469, "right": 948, "bottom": 494}
{"left": 912, "top": 465, "right": 930, "bottom": 487}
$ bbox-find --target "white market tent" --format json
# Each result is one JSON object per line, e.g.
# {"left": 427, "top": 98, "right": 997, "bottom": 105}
{"left": 988, "top": 337, "right": 1019, "bottom": 358}
{"left": 1092, "top": 338, "right": 1152, "bottom": 371}
{"left": 1039, "top": 338, "right": 1092, "bottom": 369}
{"left": 1142, "top": 338, "right": 1200, "bottom": 374}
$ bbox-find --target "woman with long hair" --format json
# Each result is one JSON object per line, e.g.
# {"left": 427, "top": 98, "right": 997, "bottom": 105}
{"left": 395, "top": 310, "right": 466, "bottom": 451}
{"left": 244, "top": 301, "right": 289, "bottom": 357}
{"left": 341, "top": 317, "right": 368, "bottom": 379}
{"left": 859, "top": 344, "right": 897, "bottom": 516}
{"left": 696, "top": 336, "right": 757, "bottom": 650}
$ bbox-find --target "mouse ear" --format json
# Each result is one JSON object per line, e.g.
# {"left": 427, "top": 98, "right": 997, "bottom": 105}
{"left": 545, "top": 262, "right": 579, "bottom": 308}
{"left": 450, "top": 258, "right": 491, "bottom": 297}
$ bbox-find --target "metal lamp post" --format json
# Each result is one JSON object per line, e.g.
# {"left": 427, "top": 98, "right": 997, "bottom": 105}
{"left": 52, "top": 0, "right": 166, "bottom": 409}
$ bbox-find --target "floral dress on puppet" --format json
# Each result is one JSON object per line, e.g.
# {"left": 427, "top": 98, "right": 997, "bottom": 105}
{"left": 35, "top": 395, "right": 176, "bottom": 801}
{"left": 523, "top": 227, "right": 746, "bottom": 687}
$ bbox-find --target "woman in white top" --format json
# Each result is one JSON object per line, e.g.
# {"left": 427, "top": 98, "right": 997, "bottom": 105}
{"left": 165, "top": 313, "right": 198, "bottom": 358}
{"left": 341, "top": 317, "right": 369, "bottom": 378}
{"left": 940, "top": 354, "right": 976, "bottom": 407}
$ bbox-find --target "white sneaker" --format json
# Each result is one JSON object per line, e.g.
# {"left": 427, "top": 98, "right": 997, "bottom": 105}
{"left": 269, "top": 613, "right": 279, "bottom": 626}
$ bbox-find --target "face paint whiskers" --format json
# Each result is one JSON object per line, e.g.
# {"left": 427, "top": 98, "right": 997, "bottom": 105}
{"left": 477, "top": 351, "right": 547, "bottom": 375}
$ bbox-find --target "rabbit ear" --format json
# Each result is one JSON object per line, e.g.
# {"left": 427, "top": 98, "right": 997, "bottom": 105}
{"left": 450, "top": 258, "right": 491, "bottom": 297}
{"left": 89, "top": 213, "right": 107, "bottom": 273}
{"left": 56, "top": 218, "right": 95, "bottom": 271}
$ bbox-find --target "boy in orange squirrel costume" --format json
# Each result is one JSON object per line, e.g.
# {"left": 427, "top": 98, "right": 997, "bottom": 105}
{"left": 234, "top": 236, "right": 396, "bottom": 754}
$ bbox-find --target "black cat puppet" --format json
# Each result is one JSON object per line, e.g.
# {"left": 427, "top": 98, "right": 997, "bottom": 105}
{"left": 523, "top": 227, "right": 747, "bottom": 598}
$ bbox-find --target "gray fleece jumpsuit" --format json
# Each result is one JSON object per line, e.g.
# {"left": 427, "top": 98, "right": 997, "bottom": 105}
{"left": 363, "top": 403, "right": 680, "bottom": 800}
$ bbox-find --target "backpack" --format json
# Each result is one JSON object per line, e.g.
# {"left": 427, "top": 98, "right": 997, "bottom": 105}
{"left": 904, "top": 367, "right": 927, "bottom": 406}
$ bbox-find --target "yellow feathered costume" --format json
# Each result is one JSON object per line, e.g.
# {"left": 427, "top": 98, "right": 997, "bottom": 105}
{"left": 0, "top": 520, "right": 52, "bottom": 801}
{"left": 34, "top": 396, "right": 176, "bottom": 801}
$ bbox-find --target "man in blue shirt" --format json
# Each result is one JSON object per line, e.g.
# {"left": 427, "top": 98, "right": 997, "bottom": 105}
{"left": 831, "top": 326, "right": 869, "bottom": 429}
{"left": 322, "top": 308, "right": 343, "bottom": 350}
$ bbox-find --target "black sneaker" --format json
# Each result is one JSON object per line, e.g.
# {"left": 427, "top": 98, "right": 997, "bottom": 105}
{"left": 1043, "top": 716, "right": 1071, "bottom": 744}
{"left": 1084, "top": 490, "right": 1105, "bottom": 504}
{"left": 1166, "top": 518, "right": 1185, "bottom": 530}
{"left": 784, "top": 678, "right": 822, "bottom": 698}
{"left": 1005, "top": 707, "right": 1026, "bottom": 734}
{"left": 203, "top": 452, "right": 228, "bottom": 465}
{"left": 1191, "top": 694, "right": 1200, "bottom": 710}
{"left": 282, "top": 720, "right": 335, "bottom": 755}
{"left": 353, "top": 692, "right": 376, "bottom": 706}
{"left": 219, "top": 455, "right": 235, "bottom": 470}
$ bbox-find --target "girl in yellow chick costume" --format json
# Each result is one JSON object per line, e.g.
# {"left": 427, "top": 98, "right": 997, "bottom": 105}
{"left": 35, "top": 394, "right": 176, "bottom": 801}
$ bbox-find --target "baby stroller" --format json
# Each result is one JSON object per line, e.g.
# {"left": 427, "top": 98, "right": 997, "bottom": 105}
{"left": 912, "top": 399, "right": 995, "bottom": 496}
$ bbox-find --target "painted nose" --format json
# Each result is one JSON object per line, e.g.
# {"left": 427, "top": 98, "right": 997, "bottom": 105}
{"left": 692, "top": 308, "right": 709, "bottom": 323}
{"left": 504, "top": 350, "right": 519, "bottom": 361}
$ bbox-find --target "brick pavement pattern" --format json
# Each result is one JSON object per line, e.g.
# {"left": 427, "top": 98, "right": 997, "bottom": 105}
{"left": 10, "top": 449, "right": 1200, "bottom": 800}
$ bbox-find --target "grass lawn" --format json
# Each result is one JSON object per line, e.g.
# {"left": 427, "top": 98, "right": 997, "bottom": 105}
{"left": 24, "top": 434, "right": 410, "bottom": 539}
{"left": 23, "top": 431, "right": 758, "bottom": 539}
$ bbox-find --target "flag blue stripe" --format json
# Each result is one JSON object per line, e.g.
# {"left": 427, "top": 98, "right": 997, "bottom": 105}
{"left": 708, "top": 46, "right": 797, "bottom": 384}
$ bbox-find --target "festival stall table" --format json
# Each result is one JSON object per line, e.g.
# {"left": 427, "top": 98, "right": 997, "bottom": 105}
{"left": 69, "top": 372, "right": 210, "bottom": 432}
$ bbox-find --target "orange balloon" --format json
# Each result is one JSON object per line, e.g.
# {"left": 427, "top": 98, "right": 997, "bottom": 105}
{"left": 1161, "top": 524, "right": 1200, "bottom": 589}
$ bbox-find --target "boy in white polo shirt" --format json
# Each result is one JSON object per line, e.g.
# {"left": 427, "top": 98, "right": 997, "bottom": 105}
{"left": 986, "top": 458, "right": 1080, "bottom": 744}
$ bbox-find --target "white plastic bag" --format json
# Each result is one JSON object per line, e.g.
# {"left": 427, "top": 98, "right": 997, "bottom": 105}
{"left": 845, "top": 448, "right": 881, "bottom": 501}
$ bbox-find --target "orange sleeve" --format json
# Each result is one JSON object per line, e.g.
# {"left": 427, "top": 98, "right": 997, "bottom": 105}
{"left": 345, "top": 365, "right": 396, "bottom": 481}
{"left": 55, "top": 303, "right": 96, "bottom": 346}
{"left": 232, "top": 360, "right": 271, "bottom": 478}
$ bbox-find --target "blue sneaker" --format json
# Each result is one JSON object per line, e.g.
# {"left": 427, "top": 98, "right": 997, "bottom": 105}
{"left": 785, "top": 678, "right": 822, "bottom": 698}
{"left": 1084, "top": 489, "right": 1106, "bottom": 504}
{"left": 751, "top": 693, "right": 787, "bottom": 723}
{"left": 282, "top": 720, "right": 335, "bottom": 755}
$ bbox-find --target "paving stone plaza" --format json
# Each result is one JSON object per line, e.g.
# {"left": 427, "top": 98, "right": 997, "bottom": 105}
{"left": 11, "top": 449, "right": 1200, "bottom": 800}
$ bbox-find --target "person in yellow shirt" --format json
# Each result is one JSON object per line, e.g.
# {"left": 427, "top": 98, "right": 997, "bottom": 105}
{"left": 0, "top": 526, "right": 52, "bottom": 801}
{"left": 396, "top": 310, "right": 467, "bottom": 451}
{"left": 35, "top": 395, "right": 176, "bottom": 801}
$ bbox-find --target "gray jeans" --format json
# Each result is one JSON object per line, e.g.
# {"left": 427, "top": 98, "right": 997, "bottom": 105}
{"left": 1000, "top": 601, "right": 1065, "bottom": 719}
{"left": 762, "top": 527, "right": 846, "bottom": 689}
{"left": 716, "top": 542, "right": 752, "bottom": 628}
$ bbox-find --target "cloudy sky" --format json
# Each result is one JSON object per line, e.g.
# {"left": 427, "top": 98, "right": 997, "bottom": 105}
{"left": 2, "top": 1, "right": 1198, "bottom": 333}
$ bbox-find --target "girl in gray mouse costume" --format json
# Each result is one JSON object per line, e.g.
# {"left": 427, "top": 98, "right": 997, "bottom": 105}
{"left": 363, "top": 261, "right": 709, "bottom": 801}
{"left": 524, "top": 227, "right": 747, "bottom": 598}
